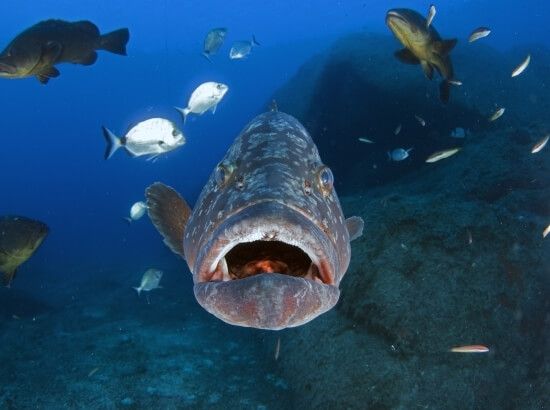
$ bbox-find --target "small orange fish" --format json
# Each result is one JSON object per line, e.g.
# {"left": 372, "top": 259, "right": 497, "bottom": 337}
{"left": 450, "top": 344, "right": 489, "bottom": 353}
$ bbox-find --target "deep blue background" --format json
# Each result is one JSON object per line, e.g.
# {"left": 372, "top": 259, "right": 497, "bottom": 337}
{"left": 1, "top": 0, "right": 548, "bottom": 279}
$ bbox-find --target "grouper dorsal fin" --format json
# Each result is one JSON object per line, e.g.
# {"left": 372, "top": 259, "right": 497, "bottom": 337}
{"left": 145, "top": 182, "right": 192, "bottom": 259}
{"left": 346, "top": 216, "right": 364, "bottom": 241}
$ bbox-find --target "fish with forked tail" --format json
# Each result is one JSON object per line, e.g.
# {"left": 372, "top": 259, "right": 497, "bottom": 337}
{"left": 0, "top": 19, "right": 129, "bottom": 84}
{"left": 145, "top": 108, "right": 364, "bottom": 330}
{"left": 386, "top": 8, "right": 458, "bottom": 104}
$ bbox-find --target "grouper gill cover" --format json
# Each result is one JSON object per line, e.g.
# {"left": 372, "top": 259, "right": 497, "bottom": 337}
{"left": 146, "top": 110, "right": 364, "bottom": 330}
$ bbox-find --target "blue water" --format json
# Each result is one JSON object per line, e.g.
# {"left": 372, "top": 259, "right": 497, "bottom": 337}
{"left": 1, "top": 1, "right": 549, "bottom": 408}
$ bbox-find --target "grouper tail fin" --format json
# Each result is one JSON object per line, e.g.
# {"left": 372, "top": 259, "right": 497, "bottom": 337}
{"left": 145, "top": 182, "right": 192, "bottom": 259}
{"left": 99, "top": 28, "right": 130, "bottom": 56}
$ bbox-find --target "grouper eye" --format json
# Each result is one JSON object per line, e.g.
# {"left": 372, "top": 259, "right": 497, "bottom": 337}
{"left": 215, "top": 160, "right": 235, "bottom": 188}
{"left": 317, "top": 166, "right": 334, "bottom": 196}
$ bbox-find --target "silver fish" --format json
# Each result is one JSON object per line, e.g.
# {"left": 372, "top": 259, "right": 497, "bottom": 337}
{"left": 426, "top": 4, "right": 436, "bottom": 28}
{"left": 468, "top": 27, "right": 491, "bottom": 43}
{"left": 145, "top": 109, "right": 364, "bottom": 330}
{"left": 511, "top": 54, "right": 530, "bottom": 77}
{"left": 388, "top": 147, "right": 413, "bottom": 161}
{"left": 202, "top": 27, "right": 227, "bottom": 61}
{"left": 123, "top": 201, "right": 147, "bottom": 225}
{"left": 174, "top": 81, "right": 229, "bottom": 124}
{"left": 229, "top": 35, "right": 260, "bottom": 59}
{"left": 102, "top": 118, "right": 185, "bottom": 160}
{"left": 133, "top": 268, "right": 163, "bottom": 296}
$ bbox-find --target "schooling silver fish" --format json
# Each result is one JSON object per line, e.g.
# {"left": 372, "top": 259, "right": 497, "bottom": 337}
{"left": 102, "top": 117, "right": 185, "bottom": 160}
{"left": 202, "top": 27, "right": 227, "bottom": 61}
{"left": 145, "top": 107, "right": 364, "bottom": 330}
{"left": 229, "top": 36, "right": 260, "bottom": 59}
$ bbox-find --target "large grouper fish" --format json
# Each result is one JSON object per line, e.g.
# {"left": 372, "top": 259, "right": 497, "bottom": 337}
{"left": 0, "top": 19, "right": 129, "bottom": 84}
{"left": 386, "top": 8, "right": 457, "bottom": 104}
{"left": 0, "top": 215, "right": 49, "bottom": 286}
{"left": 146, "top": 107, "right": 364, "bottom": 330}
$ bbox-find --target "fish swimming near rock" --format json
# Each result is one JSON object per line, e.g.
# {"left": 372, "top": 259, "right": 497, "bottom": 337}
{"left": 202, "top": 27, "right": 227, "bottom": 61}
{"left": 0, "top": 216, "right": 49, "bottom": 286}
{"left": 229, "top": 36, "right": 260, "bottom": 59}
{"left": 102, "top": 118, "right": 185, "bottom": 160}
{"left": 450, "top": 127, "right": 466, "bottom": 138}
{"left": 133, "top": 268, "right": 163, "bottom": 296}
{"left": 123, "top": 201, "right": 147, "bottom": 225}
{"left": 174, "top": 82, "right": 229, "bottom": 124}
{"left": 0, "top": 19, "right": 129, "bottom": 84}
{"left": 388, "top": 147, "right": 413, "bottom": 161}
{"left": 145, "top": 107, "right": 364, "bottom": 330}
{"left": 386, "top": 8, "right": 458, "bottom": 104}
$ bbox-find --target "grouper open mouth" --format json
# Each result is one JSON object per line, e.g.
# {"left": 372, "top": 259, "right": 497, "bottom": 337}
{"left": 192, "top": 201, "right": 340, "bottom": 329}
{"left": 145, "top": 109, "right": 363, "bottom": 330}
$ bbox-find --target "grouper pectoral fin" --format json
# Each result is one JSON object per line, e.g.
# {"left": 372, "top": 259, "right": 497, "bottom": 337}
{"left": 2, "top": 268, "right": 17, "bottom": 287}
{"left": 346, "top": 216, "right": 364, "bottom": 241}
{"left": 36, "top": 66, "right": 60, "bottom": 84}
{"left": 421, "top": 60, "right": 434, "bottom": 80}
{"left": 145, "top": 182, "right": 192, "bottom": 259}
{"left": 433, "top": 39, "right": 457, "bottom": 56}
{"left": 394, "top": 48, "right": 420, "bottom": 64}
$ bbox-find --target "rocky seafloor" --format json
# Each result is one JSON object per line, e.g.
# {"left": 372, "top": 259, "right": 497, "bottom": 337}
{"left": 1, "top": 33, "right": 549, "bottom": 409}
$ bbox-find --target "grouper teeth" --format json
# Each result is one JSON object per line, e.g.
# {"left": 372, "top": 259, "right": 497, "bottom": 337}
{"left": 220, "top": 257, "right": 231, "bottom": 281}
{"left": 305, "top": 263, "right": 323, "bottom": 284}
{"left": 210, "top": 257, "right": 230, "bottom": 281}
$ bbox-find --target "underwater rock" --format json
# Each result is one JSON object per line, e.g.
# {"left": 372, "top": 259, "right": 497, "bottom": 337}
{"left": 272, "top": 32, "right": 550, "bottom": 194}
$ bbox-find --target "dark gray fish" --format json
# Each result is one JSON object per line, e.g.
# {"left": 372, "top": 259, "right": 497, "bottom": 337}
{"left": 386, "top": 8, "right": 457, "bottom": 104}
{"left": 202, "top": 27, "right": 227, "bottom": 61}
{"left": 0, "top": 19, "right": 129, "bottom": 84}
{"left": 146, "top": 109, "right": 364, "bottom": 330}
{"left": 0, "top": 216, "right": 49, "bottom": 286}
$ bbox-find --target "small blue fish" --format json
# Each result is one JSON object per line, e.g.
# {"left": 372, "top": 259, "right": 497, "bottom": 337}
{"left": 388, "top": 147, "right": 413, "bottom": 161}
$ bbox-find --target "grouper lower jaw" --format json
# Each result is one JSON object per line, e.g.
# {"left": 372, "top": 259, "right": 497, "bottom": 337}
{"left": 190, "top": 201, "right": 343, "bottom": 329}
{"left": 194, "top": 274, "right": 340, "bottom": 330}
